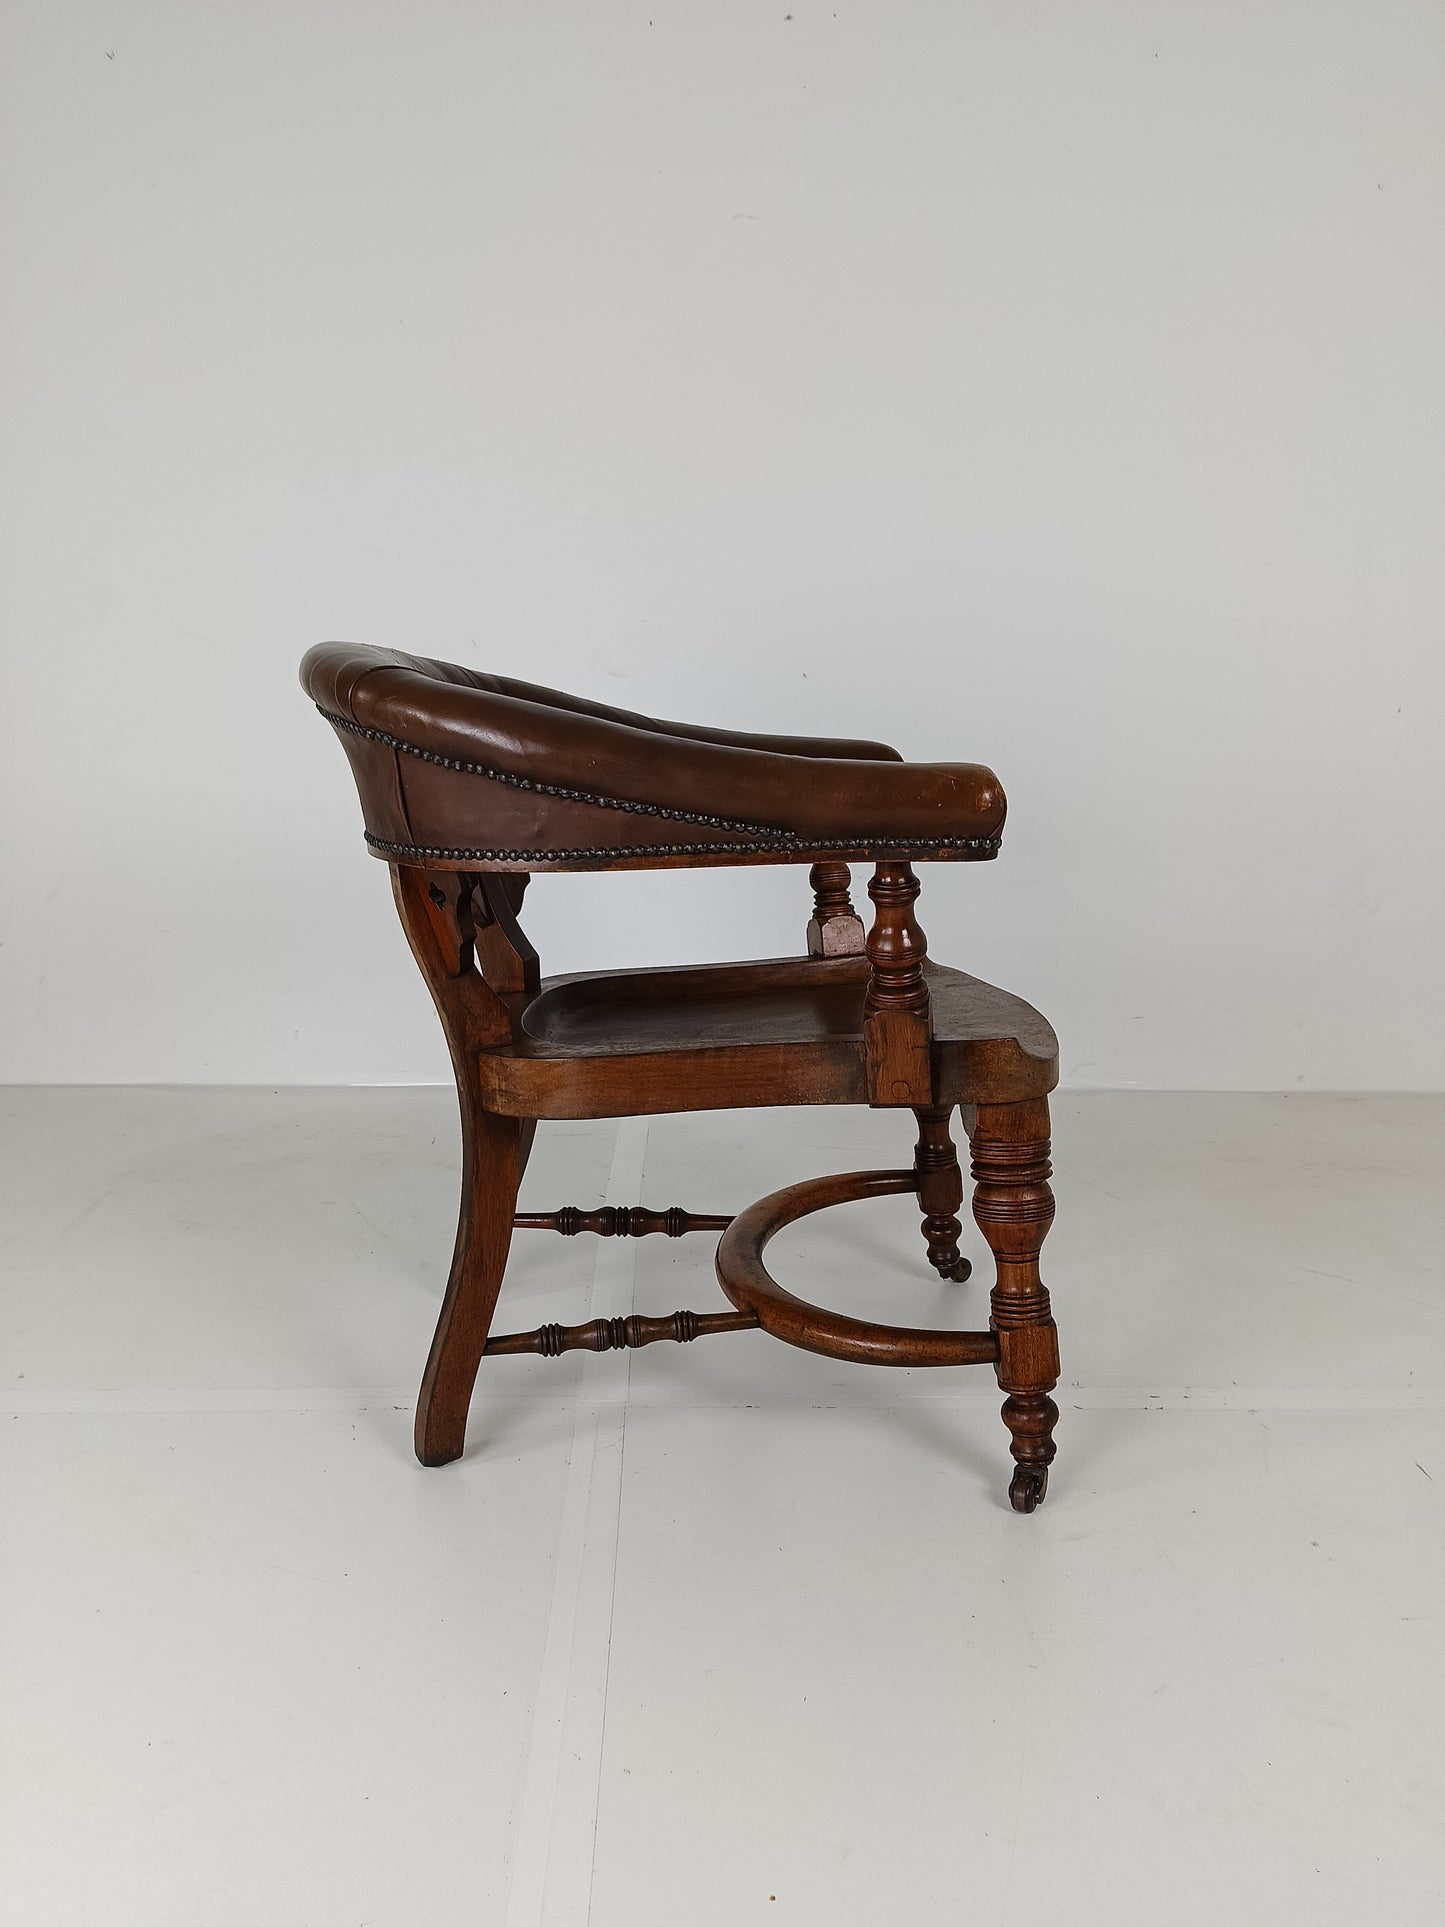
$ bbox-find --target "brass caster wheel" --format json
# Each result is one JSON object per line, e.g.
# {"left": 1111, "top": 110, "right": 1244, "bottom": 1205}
{"left": 942, "top": 1256, "right": 972, "bottom": 1283}
{"left": 1009, "top": 1464, "right": 1049, "bottom": 1513}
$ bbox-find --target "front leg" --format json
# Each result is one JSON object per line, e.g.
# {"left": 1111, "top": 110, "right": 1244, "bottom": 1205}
{"left": 969, "top": 1098, "right": 1060, "bottom": 1512}
{"left": 862, "top": 861, "right": 933, "bottom": 1107}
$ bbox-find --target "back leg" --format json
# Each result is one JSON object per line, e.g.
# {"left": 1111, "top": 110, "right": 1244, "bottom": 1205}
{"left": 969, "top": 1097, "right": 1060, "bottom": 1512}
{"left": 912, "top": 1104, "right": 972, "bottom": 1283}
{"left": 387, "top": 862, "right": 539, "bottom": 1466}
{"left": 414, "top": 1102, "right": 530, "bottom": 1466}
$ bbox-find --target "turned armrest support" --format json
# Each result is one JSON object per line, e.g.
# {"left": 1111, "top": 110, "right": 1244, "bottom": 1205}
{"left": 806, "top": 861, "right": 867, "bottom": 957}
{"left": 862, "top": 862, "right": 934, "bottom": 1105}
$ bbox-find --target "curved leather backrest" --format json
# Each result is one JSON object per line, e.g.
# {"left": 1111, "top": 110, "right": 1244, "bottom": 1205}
{"left": 302, "top": 643, "right": 1006, "bottom": 868}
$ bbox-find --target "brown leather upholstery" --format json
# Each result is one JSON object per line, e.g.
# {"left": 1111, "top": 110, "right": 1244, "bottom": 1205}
{"left": 301, "top": 643, "right": 1006, "bottom": 869}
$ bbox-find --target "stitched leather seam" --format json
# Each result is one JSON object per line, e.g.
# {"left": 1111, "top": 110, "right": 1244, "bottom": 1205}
{"left": 363, "top": 832, "right": 1004, "bottom": 864}
{"left": 318, "top": 704, "right": 791, "bottom": 839}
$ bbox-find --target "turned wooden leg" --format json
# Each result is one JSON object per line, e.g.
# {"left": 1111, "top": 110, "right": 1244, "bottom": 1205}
{"left": 969, "top": 1098, "right": 1059, "bottom": 1512}
{"left": 806, "top": 861, "right": 866, "bottom": 957}
{"left": 415, "top": 1098, "right": 532, "bottom": 1466}
{"left": 912, "top": 1104, "right": 971, "bottom": 1282}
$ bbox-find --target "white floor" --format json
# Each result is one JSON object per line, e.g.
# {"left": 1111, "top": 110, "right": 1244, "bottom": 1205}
{"left": 2, "top": 1089, "right": 1442, "bottom": 1925}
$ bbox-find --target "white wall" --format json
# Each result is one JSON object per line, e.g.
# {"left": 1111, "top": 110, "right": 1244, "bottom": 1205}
{"left": 2, "top": 2, "right": 1441, "bottom": 1089}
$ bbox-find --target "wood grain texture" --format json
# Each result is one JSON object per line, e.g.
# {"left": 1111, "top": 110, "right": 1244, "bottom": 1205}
{"left": 912, "top": 1104, "right": 971, "bottom": 1281}
{"left": 382, "top": 858, "right": 1063, "bottom": 1496}
{"left": 863, "top": 862, "right": 934, "bottom": 1106}
{"left": 472, "top": 955, "right": 1056, "bottom": 1121}
{"left": 390, "top": 864, "right": 531, "bottom": 1465}
{"left": 716, "top": 1169, "right": 1000, "bottom": 1369}
{"left": 969, "top": 1098, "right": 1061, "bottom": 1512}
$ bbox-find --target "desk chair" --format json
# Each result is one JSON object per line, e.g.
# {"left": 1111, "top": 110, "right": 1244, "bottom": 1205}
{"left": 302, "top": 644, "right": 1060, "bottom": 1510}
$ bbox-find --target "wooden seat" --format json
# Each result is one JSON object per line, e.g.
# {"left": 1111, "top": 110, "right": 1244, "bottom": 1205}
{"left": 480, "top": 957, "right": 1057, "bottom": 1119}
{"left": 304, "top": 645, "right": 1064, "bottom": 1513}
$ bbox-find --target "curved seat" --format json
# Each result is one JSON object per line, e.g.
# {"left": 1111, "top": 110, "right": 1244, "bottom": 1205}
{"left": 301, "top": 642, "right": 1006, "bottom": 869}
{"left": 474, "top": 956, "right": 1058, "bottom": 1120}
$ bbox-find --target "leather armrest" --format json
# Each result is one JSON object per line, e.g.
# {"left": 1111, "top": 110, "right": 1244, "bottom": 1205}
{"left": 302, "top": 643, "right": 1005, "bottom": 859}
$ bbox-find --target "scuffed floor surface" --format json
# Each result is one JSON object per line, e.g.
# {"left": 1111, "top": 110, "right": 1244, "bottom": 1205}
{"left": 2, "top": 1089, "right": 1442, "bottom": 1925}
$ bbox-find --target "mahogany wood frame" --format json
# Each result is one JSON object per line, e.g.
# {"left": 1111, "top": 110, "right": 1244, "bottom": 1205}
{"left": 384, "top": 855, "right": 1061, "bottom": 1512}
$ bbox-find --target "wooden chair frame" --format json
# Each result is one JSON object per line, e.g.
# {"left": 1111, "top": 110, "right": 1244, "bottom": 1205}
{"left": 389, "top": 856, "right": 1060, "bottom": 1512}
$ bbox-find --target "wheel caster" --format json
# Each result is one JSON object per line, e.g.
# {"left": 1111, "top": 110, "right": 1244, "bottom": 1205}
{"left": 942, "top": 1256, "right": 972, "bottom": 1283}
{"left": 1009, "top": 1464, "right": 1049, "bottom": 1513}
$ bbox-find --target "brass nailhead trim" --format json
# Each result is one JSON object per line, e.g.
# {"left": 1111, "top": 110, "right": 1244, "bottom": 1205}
{"left": 317, "top": 704, "right": 788, "bottom": 838}
{"left": 320, "top": 704, "right": 1003, "bottom": 861}
{"left": 364, "top": 832, "right": 1003, "bottom": 863}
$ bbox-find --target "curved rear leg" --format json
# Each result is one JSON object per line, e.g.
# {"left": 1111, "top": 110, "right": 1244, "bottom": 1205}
{"left": 912, "top": 1104, "right": 971, "bottom": 1282}
{"left": 415, "top": 1100, "right": 529, "bottom": 1466}
{"left": 388, "top": 863, "right": 538, "bottom": 1466}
